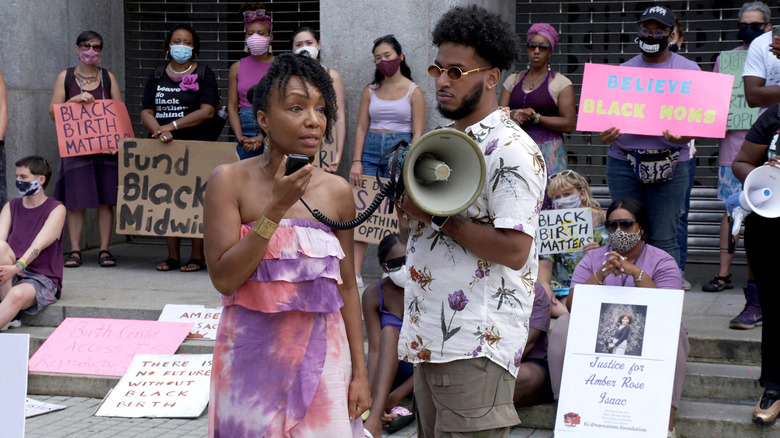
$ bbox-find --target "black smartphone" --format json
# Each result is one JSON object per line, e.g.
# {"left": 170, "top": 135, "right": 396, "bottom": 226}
{"left": 285, "top": 154, "right": 309, "bottom": 175}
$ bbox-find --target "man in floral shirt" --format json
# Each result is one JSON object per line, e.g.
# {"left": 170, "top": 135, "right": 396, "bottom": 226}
{"left": 395, "top": 5, "right": 546, "bottom": 437}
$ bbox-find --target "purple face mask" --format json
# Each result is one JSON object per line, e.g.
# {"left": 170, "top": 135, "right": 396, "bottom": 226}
{"left": 79, "top": 48, "right": 102, "bottom": 66}
{"left": 377, "top": 57, "right": 402, "bottom": 77}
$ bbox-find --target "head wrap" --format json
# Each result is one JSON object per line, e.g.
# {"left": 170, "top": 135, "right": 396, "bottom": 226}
{"left": 244, "top": 11, "right": 273, "bottom": 33}
{"left": 527, "top": 23, "right": 559, "bottom": 50}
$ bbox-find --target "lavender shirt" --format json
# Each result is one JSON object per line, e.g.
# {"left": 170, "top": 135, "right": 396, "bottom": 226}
{"left": 610, "top": 53, "right": 701, "bottom": 162}
{"left": 526, "top": 282, "right": 551, "bottom": 361}
{"left": 571, "top": 243, "right": 681, "bottom": 290}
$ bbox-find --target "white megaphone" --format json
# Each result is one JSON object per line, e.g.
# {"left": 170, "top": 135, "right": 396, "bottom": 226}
{"left": 725, "top": 165, "right": 780, "bottom": 235}
{"left": 402, "top": 128, "right": 486, "bottom": 216}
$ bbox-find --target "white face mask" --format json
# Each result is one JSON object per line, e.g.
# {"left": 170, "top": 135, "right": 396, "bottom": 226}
{"left": 387, "top": 265, "right": 409, "bottom": 288}
{"left": 295, "top": 45, "right": 319, "bottom": 59}
{"left": 553, "top": 193, "right": 582, "bottom": 209}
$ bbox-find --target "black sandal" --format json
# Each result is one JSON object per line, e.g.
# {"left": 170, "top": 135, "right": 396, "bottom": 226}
{"left": 157, "top": 258, "right": 181, "bottom": 272}
{"left": 98, "top": 250, "right": 117, "bottom": 267}
{"left": 181, "top": 258, "right": 206, "bottom": 272}
{"left": 702, "top": 274, "right": 733, "bottom": 292}
{"left": 64, "top": 250, "right": 82, "bottom": 268}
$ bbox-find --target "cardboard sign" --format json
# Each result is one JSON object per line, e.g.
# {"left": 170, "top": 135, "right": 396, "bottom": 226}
{"left": 116, "top": 139, "right": 237, "bottom": 238}
{"left": 28, "top": 318, "right": 192, "bottom": 376}
{"left": 25, "top": 398, "right": 67, "bottom": 418}
{"left": 53, "top": 100, "right": 134, "bottom": 157}
{"left": 555, "top": 284, "right": 683, "bottom": 437}
{"left": 352, "top": 175, "right": 399, "bottom": 244}
{"left": 313, "top": 138, "right": 339, "bottom": 171}
{"left": 537, "top": 208, "right": 593, "bottom": 255}
{"left": 719, "top": 50, "right": 760, "bottom": 130}
{"left": 95, "top": 354, "right": 212, "bottom": 418}
{"left": 158, "top": 304, "right": 222, "bottom": 340}
{"left": 576, "top": 63, "right": 734, "bottom": 138}
{"left": 0, "top": 334, "right": 29, "bottom": 438}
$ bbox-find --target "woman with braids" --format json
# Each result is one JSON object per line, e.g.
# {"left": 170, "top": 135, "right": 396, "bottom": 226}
{"left": 205, "top": 53, "right": 369, "bottom": 437}
{"left": 349, "top": 35, "right": 425, "bottom": 288}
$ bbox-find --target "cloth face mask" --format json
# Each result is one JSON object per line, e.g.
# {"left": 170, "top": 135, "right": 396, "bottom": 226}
{"left": 246, "top": 34, "right": 271, "bottom": 56}
{"left": 295, "top": 45, "right": 319, "bottom": 59}
{"left": 388, "top": 265, "right": 409, "bottom": 288}
{"left": 78, "top": 49, "right": 101, "bottom": 65}
{"left": 553, "top": 194, "right": 582, "bottom": 209}
{"left": 608, "top": 229, "right": 641, "bottom": 253}
{"left": 16, "top": 179, "right": 41, "bottom": 197}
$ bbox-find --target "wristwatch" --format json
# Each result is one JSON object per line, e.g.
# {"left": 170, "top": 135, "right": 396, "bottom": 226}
{"left": 431, "top": 215, "right": 449, "bottom": 231}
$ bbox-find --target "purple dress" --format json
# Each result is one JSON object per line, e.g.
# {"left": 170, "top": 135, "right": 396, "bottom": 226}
{"left": 208, "top": 219, "right": 362, "bottom": 438}
{"left": 53, "top": 69, "right": 118, "bottom": 209}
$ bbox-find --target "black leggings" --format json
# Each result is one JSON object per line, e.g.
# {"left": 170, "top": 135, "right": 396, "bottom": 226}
{"left": 744, "top": 214, "right": 780, "bottom": 390}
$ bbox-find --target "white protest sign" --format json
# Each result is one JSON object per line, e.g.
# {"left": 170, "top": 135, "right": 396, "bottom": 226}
{"left": 25, "top": 398, "right": 67, "bottom": 418}
{"left": 0, "top": 333, "right": 29, "bottom": 438}
{"left": 158, "top": 304, "right": 222, "bottom": 340}
{"left": 537, "top": 208, "right": 594, "bottom": 255}
{"left": 95, "top": 354, "right": 212, "bottom": 418}
{"left": 555, "top": 284, "right": 683, "bottom": 437}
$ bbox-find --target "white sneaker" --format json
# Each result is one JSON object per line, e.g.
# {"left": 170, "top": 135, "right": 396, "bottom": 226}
{"left": 681, "top": 278, "right": 691, "bottom": 291}
{"left": 355, "top": 275, "right": 363, "bottom": 288}
{"left": 1, "top": 319, "right": 22, "bottom": 332}
{"left": 667, "top": 427, "right": 676, "bottom": 438}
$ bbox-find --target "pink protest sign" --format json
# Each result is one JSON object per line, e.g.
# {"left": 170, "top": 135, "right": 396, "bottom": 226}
{"left": 28, "top": 318, "right": 193, "bottom": 376}
{"left": 54, "top": 100, "right": 135, "bottom": 157}
{"left": 576, "top": 63, "right": 734, "bottom": 138}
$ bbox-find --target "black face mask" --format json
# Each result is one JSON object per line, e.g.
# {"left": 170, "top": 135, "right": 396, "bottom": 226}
{"left": 738, "top": 27, "right": 763, "bottom": 45}
{"left": 636, "top": 35, "right": 669, "bottom": 57}
{"left": 669, "top": 43, "right": 679, "bottom": 53}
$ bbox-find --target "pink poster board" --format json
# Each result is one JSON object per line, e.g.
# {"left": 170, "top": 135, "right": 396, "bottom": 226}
{"left": 28, "top": 318, "right": 193, "bottom": 376}
{"left": 54, "top": 100, "right": 135, "bottom": 157}
{"left": 576, "top": 63, "right": 734, "bottom": 138}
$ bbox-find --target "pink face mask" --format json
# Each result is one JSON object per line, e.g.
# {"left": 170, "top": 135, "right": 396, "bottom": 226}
{"left": 377, "top": 57, "right": 402, "bottom": 77}
{"left": 79, "top": 48, "right": 101, "bottom": 66}
{"left": 246, "top": 34, "right": 271, "bottom": 56}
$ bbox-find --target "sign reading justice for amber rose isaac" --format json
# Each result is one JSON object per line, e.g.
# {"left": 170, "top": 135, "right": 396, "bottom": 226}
{"left": 576, "top": 63, "right": 734, "bottom": 138}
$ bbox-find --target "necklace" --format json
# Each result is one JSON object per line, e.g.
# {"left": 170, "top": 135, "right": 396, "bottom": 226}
{"left": 75, "top": 66, "right": 99, "bottom": 87}
{"left": 524, "top": 70, "right": 546, "bottom": 91}
{"left": 168, "top": 62, "right": 193, "bottom": 75}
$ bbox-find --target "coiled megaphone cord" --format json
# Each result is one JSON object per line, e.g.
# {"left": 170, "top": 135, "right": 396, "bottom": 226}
{"left": 299, "top": 182, "right": 391, "bottom": 231}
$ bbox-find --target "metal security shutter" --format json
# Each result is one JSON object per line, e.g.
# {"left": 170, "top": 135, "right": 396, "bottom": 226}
{"left": 515, "top": 1, "right": 780, "bottom": 263}
{"left": 124, "top": 0, "right": 320, "bottom": 141}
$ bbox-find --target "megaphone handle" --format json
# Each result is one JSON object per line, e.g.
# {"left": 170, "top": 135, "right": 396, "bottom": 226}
{"left": 727, "top": 216, "right": 736, "bottom": 254}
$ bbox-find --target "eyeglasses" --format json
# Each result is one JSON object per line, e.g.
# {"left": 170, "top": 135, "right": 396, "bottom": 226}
{"left": 527, "top": 41, "right": 551, "bottom": 50}
{"left": 605, "top": 219, "right": 638, "bottom": 233}
{"left": 374, "top": 34, "right": 395, "bottom": 44}
{"left": 427, "top": 65, "right": 492, "bottom": 81}
{"left": 637, "top": 27, "right": 671, "bottom": 39}
{"left": 382, "top": 256, "right": 406, "bottom": 272}
{"left": 243, "top": 9, "right": 266, "bottom": 21}
{"left": 738, "top": 22, "right": 769, "bottom": 32}
{"left": 79, "top": 43, "right": 103, "bottom": 52}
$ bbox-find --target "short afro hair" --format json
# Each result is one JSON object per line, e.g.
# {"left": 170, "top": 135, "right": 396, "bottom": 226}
{"left": 252, "top": 53, "right": 337, "bottom": 143}
{"left": 432, "top": 4, "right": 519, "bottom": 71}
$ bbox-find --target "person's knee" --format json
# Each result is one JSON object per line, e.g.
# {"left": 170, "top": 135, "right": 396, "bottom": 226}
{"left": 4, "top": 285, "right": 36, "bottom": 309}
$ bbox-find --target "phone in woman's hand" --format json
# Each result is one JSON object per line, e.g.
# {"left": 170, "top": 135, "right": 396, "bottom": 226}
{"left": 285, "top": 154, "right": 309, "bottom": 175}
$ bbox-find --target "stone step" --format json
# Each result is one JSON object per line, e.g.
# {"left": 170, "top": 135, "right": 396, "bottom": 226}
{"left": 685, "top": 315, "right": 762, "bottom": 366}
{"left": 684, "top": 363, "right": 762, "bottom": 403}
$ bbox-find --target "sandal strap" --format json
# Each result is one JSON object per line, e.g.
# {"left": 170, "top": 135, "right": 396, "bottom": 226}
{"left": 713, "top": 274, "right": 732, "bottom": 282}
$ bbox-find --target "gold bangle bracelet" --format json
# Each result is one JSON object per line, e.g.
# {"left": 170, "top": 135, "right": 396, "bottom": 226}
{"left": 252, "top": 215, "right": 278, "bottom": 240}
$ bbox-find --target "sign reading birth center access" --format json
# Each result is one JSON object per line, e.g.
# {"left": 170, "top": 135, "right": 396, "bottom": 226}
{"left": 576, "top": 63, "right": 734, "bottom": 138}
{"left": 352, "top": 175, "right": 399, "bottom": 245}
{"left": 117, "top": 139, "right": 237, "bottom": 238}
{"left": 555, "top": 284, "right": 683, "bottom": 437}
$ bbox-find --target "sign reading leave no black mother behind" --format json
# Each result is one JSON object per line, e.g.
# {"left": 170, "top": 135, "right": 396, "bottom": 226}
{"left": 117, "top": 139, "right": 237, "bottom": 238}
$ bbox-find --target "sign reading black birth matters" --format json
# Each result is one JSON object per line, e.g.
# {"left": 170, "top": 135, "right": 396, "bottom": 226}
{"left": 352, "top": 175, "right": 399, "bottom": 245}
{"left": 117, "top": 139, "right": 237, "bottom": 238}
{"left": 537, "top": 208, "right": 594, "bottom": 255}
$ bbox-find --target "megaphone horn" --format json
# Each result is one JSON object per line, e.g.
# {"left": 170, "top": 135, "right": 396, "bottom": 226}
{"left": 742, "top": 165, "right": 780, "bottom": 218}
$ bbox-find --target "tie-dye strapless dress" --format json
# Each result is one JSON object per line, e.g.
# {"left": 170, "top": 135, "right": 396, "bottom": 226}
{"left": 208, "top": 219, "right": 363, "bottom": 437}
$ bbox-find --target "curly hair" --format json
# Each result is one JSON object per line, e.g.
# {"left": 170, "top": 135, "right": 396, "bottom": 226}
{"left": 251, "top": 53, "right": 337, "bottom": 143}
{"left": 617, "top": 313, "right": 634, "bottom": 324}
{"left": 431, "top": 4, "right": 519, "bottom": 71}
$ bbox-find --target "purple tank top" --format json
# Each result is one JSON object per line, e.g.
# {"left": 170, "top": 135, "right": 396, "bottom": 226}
{"left": 238, "top": 57, "right": 272, "bottom": 108}
{"left": 368, "top": 83, "right": 416, "bottom": 133}
{"left": 508, "top": 71, "right": 562, "bottom": 144}
{"left": 8, "top": 198, "right": 65, "bottom": 293}
{"left": 377, "top": 280, "right": 403, "bottom": 331}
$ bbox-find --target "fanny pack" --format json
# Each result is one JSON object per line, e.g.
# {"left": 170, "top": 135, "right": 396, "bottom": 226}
{"left": 624, "top": 148, "right": 680, "bottom": 184}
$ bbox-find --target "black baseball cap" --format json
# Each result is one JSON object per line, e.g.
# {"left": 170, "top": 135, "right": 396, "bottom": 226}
{"left": 638, "top": 5, "right": 676, "bottom": 29}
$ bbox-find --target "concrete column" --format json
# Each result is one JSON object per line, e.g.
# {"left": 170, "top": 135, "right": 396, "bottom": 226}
{"left": 0, "top": 0, "right": 124, "bottom": 249}
{"left": 321, "top": 0, "right": 515, "bottom": 176}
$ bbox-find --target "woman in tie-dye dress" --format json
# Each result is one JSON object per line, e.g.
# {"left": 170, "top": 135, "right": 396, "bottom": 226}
{"left": 204, "top": 53, "right": 370, "bottom": 438}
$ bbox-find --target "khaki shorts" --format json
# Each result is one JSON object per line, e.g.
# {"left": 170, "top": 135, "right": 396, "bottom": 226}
{"left": 414, "top": 357, "right": 520, "bottom": 437}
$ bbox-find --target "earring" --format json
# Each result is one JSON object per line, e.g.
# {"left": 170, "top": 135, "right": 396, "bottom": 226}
{"left": 547, "top": 63, "right": 551, "bottom": 72}
{"left": 269, "top": 44, "right": 273, "bottom": 54}
{"left": 244, "top": 44, "right": 249, "bottom": 53}
{"left": 526, "top": 63, "right": 530, "bottom": 70}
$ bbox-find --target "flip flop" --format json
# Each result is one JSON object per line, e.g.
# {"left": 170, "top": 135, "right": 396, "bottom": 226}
{"left": 64, "top": 250, "right": 82, "bottom": 268}
{"left": 181, "top": 258, "right": 206, "bottom": 272}
{"left": 157, "top": 258, "right": 181, "bottom": 271}
{"left": 98, "top": 250, "right": 117, "bottom": 267}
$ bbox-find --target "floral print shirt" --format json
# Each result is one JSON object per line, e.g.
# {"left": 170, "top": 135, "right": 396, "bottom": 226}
{"left": 398, "top": 108, "right": 547, "bottom": 377}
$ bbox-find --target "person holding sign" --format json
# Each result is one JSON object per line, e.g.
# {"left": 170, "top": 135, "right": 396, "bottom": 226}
{"left": 538, "top": 170, "right": 607, "bottom": 317}
{"left": 48, "top": 30, "right": 122, "bottom": 268}
{"left": 227, "top": 3, "right": 274, "bottom": 160}
{"left": 292, "top": 26, "right": 346, "bottom": 173}
{"left": 0, "top": 156, "right": 66, "bottom": 332}
{"left": 498, "top": 23, "right": 576, "bottom": 175}
{"left": 349, "top": 35, "right": 425, "bottom": 287}
{"left": 204, "top": 53, "right": 369, "bottom": 436}
{"left": 140, "top": 24, "right": 220, "bottom": 273}
{"left": 548, "top": 198, "right": 688, "bottom": 436}
{"left": 598, "top": 6, "right": 699, "bottom": 271}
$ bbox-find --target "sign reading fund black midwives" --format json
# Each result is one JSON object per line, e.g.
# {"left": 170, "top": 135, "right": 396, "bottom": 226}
{"left": 54, "top": 101, "right": 135, "bottom": 157}
{"left": 576, "top": 63, "right": 734, "bottom": 138}
{"left": 537, "top": 208, "right": 593, "bottom": 255}
{"left": 117, "top": 139, "right": 237, "bottom": 238}
{"left": 555, "top": 284, "right": 684, "bottom": 437}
